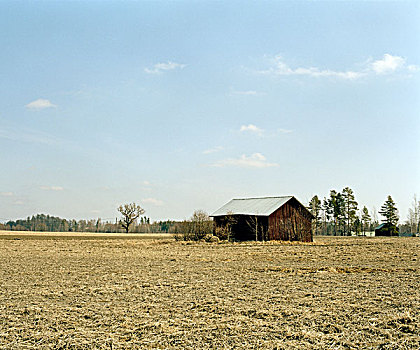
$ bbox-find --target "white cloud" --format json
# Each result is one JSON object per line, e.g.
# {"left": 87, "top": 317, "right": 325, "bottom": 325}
{"left": 25, "top": 99, "right": 56, "bottom": 110}
{"left": 1, "top": 192, "right": 14, "bottom": 197}
{"left": 40, "top": 186, "right": 64, "bottom": 191}
{"left": 142, "top": 198, "right": 164, "bottom": 206}
{"left": 234, "top": 90, "right": 258, "bottom": 95}
{"left": 231, "top": 89, "right": 264, "bottom": 96}
{"left": 141, "top": 181, "right": 153, "bottom": 192}
{"left": 259, "top": 55, "right": 364, "bottom": 80}
{"left": 239, "top": 124, "right": 292, "bottom": 137}
{"left": 258, "top": 54, "right": 419, "bottom": 80}
{"left": 212, "top": 153, "right": 278, "bottom": 168}
{"left": 371, "top": 54, "right": 405, "bottom": 74}
{"left": 145, "top": 61, "right": 186, "bottom": 74}
{"left": 203, "top": 146, "right": 223, "bottom": 154}
{"left": 277, "top": 128, "right": 292, "bottom": 134}
{"left": 408, "top": 65, "right": 420, "bottom": 72}
{"left": 240, "top": 124, "right": 264, "bottom": 135}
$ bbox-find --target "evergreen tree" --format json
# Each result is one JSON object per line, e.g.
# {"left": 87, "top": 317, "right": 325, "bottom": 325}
{"left": 361, "top": 206, "right": 371, "bottom": 236}
{"left": 308, "top": 195, "right": 322, "bottom": 235}
{"left": 328, "top": 190, "right": 345, "bottom": 235}
{"left": 342, "top": 187, "right": 358, "bottom": 236}
{"left": 322, "top": 197, "right": 330, "bottom": 235}
{"left": 353, "top": 216, "right": 362, "bottom": 236}
{"left": 379, "top": 195, "right": 399, "bottom": 226}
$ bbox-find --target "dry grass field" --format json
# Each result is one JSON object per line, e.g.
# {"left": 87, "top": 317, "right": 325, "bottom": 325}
{"left": 0, "top": 232, "right": 419, "bottom": 349}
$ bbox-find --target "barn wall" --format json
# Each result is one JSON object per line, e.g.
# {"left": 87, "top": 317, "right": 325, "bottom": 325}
{"left": 268, "top": 199, "right": 313, "bottom": 242}
{"left": 213, "top": 215, "right": 268, "bottom": 241}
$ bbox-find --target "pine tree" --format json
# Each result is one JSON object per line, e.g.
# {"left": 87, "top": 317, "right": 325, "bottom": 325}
{"left": 322, "top": 197, "right": 331, "bottom": 235}
{"left": 379, "top": 195, "right": 399, "bottom": 226}
{"left": 361, "top": 206, "right": 371, "bottom": 236}
{"left": 353, "top": 216, "right": 362, "bottom": 236}
{"left": 342, "top": 187, "right": 358, "bottom": 236}
{"left": 328, "top": 190, "right": 345, "bottom": 235}
{"left": 308, "top": 195, "right": 322, "bottom": 235}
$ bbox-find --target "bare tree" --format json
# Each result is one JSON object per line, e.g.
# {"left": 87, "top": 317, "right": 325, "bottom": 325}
{"left": 407, "top": 194, "right": 420, "bottom": 234}
{"left": 175, "top": 210, "right": 213, "bottom": 241}
{"left": 213, "top": 211, "right": 237, "bottom": 241}
{"left": 224, "top": 211, "right": 237, "bottom": 241}
{"left": 371, "top": 207, "right": 379, "bottom": 231}
{"left": 118, "top": 203, "right": 145, "bottom": 233}
{"left": 246, "top": 215, "right": 261, "bottom": 241}
{"left": 190, "top": 210, "right": 213, "bottom": 240}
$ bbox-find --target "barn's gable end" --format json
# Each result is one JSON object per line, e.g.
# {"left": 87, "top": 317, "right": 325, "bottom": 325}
{"left": 268, "top": 198, "right": 312, "bottom": 242}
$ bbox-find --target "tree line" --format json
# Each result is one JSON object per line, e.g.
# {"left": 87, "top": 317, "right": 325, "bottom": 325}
{"left": 308, "top": 188, "right": 419, "bottom": 236}
{"left": 0, "top": 213, "right": 176, "bottom": 234}
{"left": 2, "top": 193, "right": 419, "bottom": 236}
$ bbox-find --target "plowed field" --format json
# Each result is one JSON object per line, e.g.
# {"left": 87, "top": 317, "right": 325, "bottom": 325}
{"left": 0, "top": 233, "right": 418, "bottom": 349}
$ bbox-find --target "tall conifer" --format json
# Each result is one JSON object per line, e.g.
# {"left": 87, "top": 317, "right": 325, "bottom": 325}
{"left": 379, "top": 195, "right": 399, "bottom": 226}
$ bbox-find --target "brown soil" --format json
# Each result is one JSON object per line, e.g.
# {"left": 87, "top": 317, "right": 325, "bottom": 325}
{"left": 0, "top": 234, "right": 419, "bottom": 349}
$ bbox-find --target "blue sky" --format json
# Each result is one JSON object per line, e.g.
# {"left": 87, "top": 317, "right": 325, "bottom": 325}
{"left": 1, "top": 1, "right": 419, "bottom": 222}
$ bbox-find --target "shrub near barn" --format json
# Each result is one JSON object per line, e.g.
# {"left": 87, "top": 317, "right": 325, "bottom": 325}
{"left": 174, "top": 210, "right": 214, "bottom": 241}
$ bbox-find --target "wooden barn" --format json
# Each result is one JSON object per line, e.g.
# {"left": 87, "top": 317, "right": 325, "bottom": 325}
{"left": 210, "top": 196, "right": 313, "bottom": 242}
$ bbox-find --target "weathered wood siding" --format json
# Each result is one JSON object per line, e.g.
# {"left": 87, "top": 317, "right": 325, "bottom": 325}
{"left": 268, "top": 198, "right": 313, "bottom": 242}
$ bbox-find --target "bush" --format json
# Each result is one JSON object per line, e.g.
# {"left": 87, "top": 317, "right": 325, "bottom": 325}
{"left": 214, "top": 226, "right": 229, "bottom": 240}
{"left": 173, "top": 210, "right": 214, "bottom": 241}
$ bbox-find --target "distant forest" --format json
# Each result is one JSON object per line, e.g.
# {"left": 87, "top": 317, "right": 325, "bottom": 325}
{"left": 0, "top": 212, "right": 415, "bottom": 235}
{"left": 0, "top": 214, "right": 178, "bottom": 234}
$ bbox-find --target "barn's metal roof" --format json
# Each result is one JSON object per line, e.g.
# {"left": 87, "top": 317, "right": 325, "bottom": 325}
{"left": 210, "top": 196, "right": 294, "bottom": 217}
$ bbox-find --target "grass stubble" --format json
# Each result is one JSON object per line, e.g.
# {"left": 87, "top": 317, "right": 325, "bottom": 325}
{"left": 0, "top": 233, "right": 418, "bottom": 349}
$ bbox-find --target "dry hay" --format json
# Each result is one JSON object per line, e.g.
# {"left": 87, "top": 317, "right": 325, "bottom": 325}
{"left": 0, "top": 234, "right": 419, "bottom": 349}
